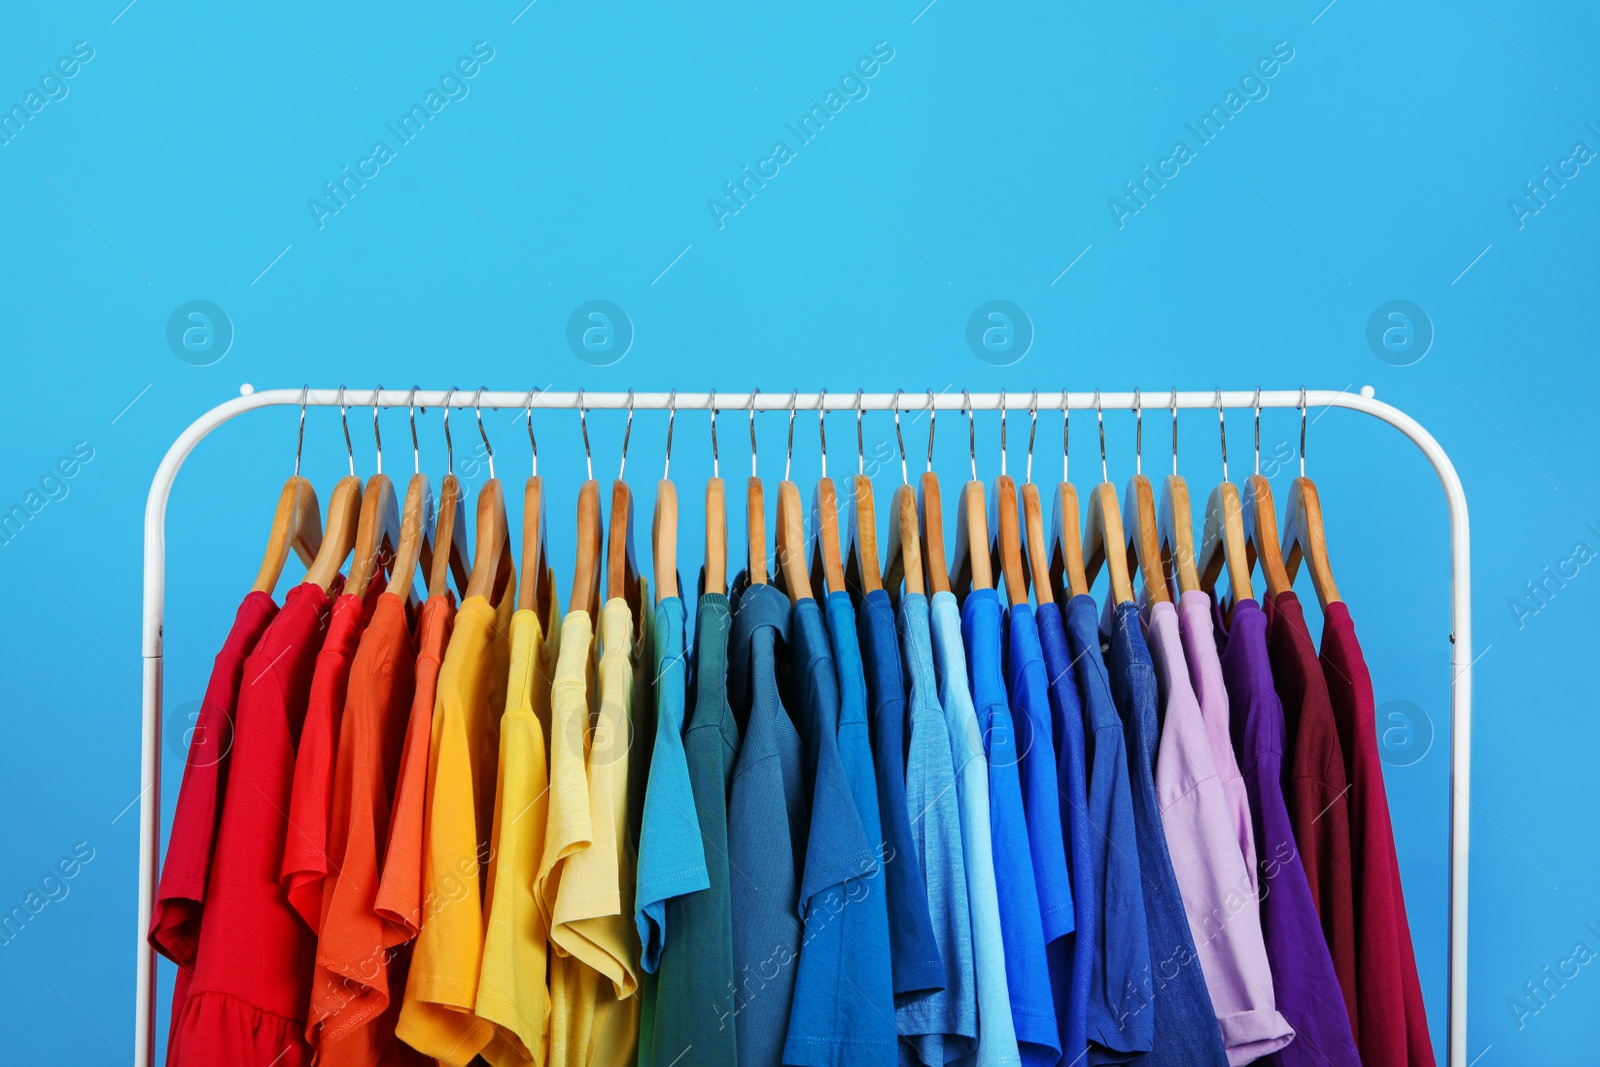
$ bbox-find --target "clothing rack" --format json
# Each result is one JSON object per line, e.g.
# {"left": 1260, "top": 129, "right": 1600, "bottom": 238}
{"left": 137, "top": 386, "right": 1472, "bottom": 1067}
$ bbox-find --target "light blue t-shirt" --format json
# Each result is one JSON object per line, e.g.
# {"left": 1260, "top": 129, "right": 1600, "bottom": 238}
{"left": 898, "top": 592, "right": 979, "bottom": 1065}
{"left": 929, "top": 591, "right": 1020, "bottom": 1067}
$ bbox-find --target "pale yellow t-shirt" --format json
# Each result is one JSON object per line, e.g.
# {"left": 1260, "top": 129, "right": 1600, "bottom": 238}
{"left": 395, "top": 590, "right": 514, "bottom": 1067}
{"left": 544, "top": 590, "right": 649, "bottom": 1067}
{"left": 476, "top": 575, "right": 562, "bottom": 1067}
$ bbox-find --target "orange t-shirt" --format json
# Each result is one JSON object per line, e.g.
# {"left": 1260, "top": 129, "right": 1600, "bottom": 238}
{"left": 375, "top": 595, "right": 456, "bottom": 942}
{"left": 309, "top": 592, "right": 432, "bottom": 1066}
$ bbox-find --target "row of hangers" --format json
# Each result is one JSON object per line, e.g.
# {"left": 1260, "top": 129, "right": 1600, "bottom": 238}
{"left": 250, "top": 387, "right": 1342, "bottom": 629}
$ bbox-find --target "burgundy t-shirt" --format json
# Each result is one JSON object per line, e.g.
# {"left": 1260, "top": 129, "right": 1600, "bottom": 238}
{"left": 1264, "top": 591, "right": 1358, "bottom": 1034}
{"left": 1321, "top": 602, "right": 1436, "bottom": 1067}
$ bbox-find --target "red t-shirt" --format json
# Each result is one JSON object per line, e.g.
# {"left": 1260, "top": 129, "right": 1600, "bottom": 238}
{"left": 167, "top": 582, "right": 347, "bottom": 1067}
{"left": 1265, "top": 590, "right": 1358, "bottom": 1035}
{"left": 1321, "top": 602, "right": 1436, "bottom": 1067}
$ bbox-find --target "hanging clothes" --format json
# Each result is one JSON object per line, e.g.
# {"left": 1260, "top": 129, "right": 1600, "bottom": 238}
{"left": 929, "top": 591, "right": 1020, "bottom": 1067}
{"left": 475, "top": 582, "right": 562, "bottom": 1067}
{"left": 1214, "top": 598, "right": 1358, "bottom": 1067}
{"left": 1176, "top": 592, "right": 1257, "bottom": 883}
{"left": 781, "top": 593, "right": 896, "bottom": 1067}
{"left": 1264, "top": 591, "right": 1358, "bottom": 1033}
{"left": 149, "top": 591, "right": 278, "bottom": 1047}
{"left": 725, "top": 579, "right": 806, "bottom": 1067}
{"left": 1060, "top": 594, "right": 1152, "bottom": 1064}
{"left": 1103, "top": 601, "right": 1230, "bottom": 1067}
{"left": 896, "top": 591, "right": 978, "bottom": 1065}
{"left": 962, "top": 588, "right": 1059, "bottom": 1067}
{"left": 1320, "top": 603, "right": 1436, "bottom": 1067}
{"left": 395, "top": 590, "right": 515, "bottom": 1066}
{"left": 166, "top": 582, "right": 333, "bottom": 1067}
{"left": 1143, "top": 600, "right": 1292, "bottom": 1066}
{"left": 309, "top": 590, "right": 430, "bottom": 1067}
{"left": 652, "top": 591, "right": 740, "bottom": 1067}
{"left": 1033, "top": 601, "right": 1091, "bottom": 1062}
{"left": 634, "top": 594, "right": 699, "bottom": 1067}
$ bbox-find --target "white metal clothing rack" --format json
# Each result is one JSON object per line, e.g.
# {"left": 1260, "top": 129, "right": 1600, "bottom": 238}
{"left": 138, "top": 387, "right": 1473, "bottom": 1067}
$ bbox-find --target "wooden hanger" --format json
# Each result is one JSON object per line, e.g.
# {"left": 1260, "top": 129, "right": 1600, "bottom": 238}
{"left": 1118, "top": 394, "right": 1170, "bottom": 606}
{"left": 917, "top": 392, "right": 952, "bottom": 596}
{"left": 702, "top": 391, "right": 728, "bottom": 596}
{"left": 1154, "top": 393, "right": 1200, "bottom": 596}
{"left": 775, "top": 393, "right": 812, "bottom": 603}
{"left": 515, "top": 393, "right": 550, "bottom": 614}
{"left": 1236, "top": 394, "right": 1292, "bottom": 602}
{"left": 1278, "top": 390, "right": 1340, "bottom": 608}
{"left": 385, "top": 394, "right": 436, "bottom": 602}
{"left": 1019, "top": 395, "right": 1055, "bottom": 605}
{"left": 742, "top": 391, "right": 763, "bottom": 589}
{"left": 303, "top": 392, "right": 364, "bottom": 593}
{"left": 950, "top": 393, "right": 994, "bottom": 598}
{"left": 253, "top": 388, "right": 323, "bottom": 595}
{"left": 462, "top": 390, "right": 513, "bottom": 605}
{"left": 425, "top": 391, "right": 472, "bottom": 599}
{"left": 1045, "top": 394, "right": 1090, "bottom": 603}
{"left": 844, "top": 393, "right": 883, "bottom": 596}
{"left": 808, "top": 391, "right": 847, "bottom": 599}
{"left": 881, "top": 393, "right": 925, "bottom": 598}
{"left": 1080, "top": 394, "right": 1136, "bottom": 606}
{"left": 607, "top": 393, "right": 642, "bottom": 614}
{"left": 989, "top": 394, "right": 1028, "bottom": 607}
{"left": 653, "top": 393, "right": 679, "bottom": 603}
{"left": 1197, "top": 394, "right": 1255, "bottom": 612}
{"left": 346, "top": 392, "right": 403, "bottom": 601}
{"left": 570, "top": 393, "right": 605, "bottom": 618}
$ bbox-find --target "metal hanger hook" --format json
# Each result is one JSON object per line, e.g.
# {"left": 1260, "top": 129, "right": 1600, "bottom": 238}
{"left": 963, "top": 389, "right": 976, "bottom": 481}
{"left": 925, "top": 389, "right": 936, "bottom": 475}
{"left": 1133, "top": 388, "right": 1143, "bottom": 477}
{"left": 747, "top": 389, "right": 760, "bottom": 481}
{"left": 1061, "top": 387, "right": 1070, "bottom": 484}
{"left": 295, "top": 385, "right": 309, "bottom": 477}
{"left": 999, "top": 388, "right": 1008, "bottom": 478}
{"left": 337, "top": 385, "right": 355, "bottom": 477}
{"left": 817, "top": 388, "right": 829, "bottom": 480}
{"left": 1253, "top": 387, "right": 1262, "bottom": 477}
{"left": 663, "top": 389, "right": 676, "bottom": 480}
{"left": 525, "top": 387, "right": 540, "bottom": 477}
{"left": 708, "top": 389, "right": 720, "bottom": 480}
{"left": 1169, "top": 388, "right": 1179, "bottom": 478}
{"left": 577, "top": 388, "right": 592, "bottom": 480}
{"left": 855, "top": 389, "right": 865, "bottom": 477}
{"left": 1094, "top": 389, "right": 1107, "bottom": 483}
{"left": 1026, "top": 392, "right": 1039, "bottom": 485}
{"left": 473, "top": 386, "right": 495, "bottom": 480}
{"left": 1215, "top": 388, "right": 1229, "bottom": 483}
{"left": 443, "top": 386, "right": 458, "bottom": 476}
{"left": 372, "top": 384, "right": 385, "bottom": 476}
{"left": 785, "top": 390, "right": 797, "bottom": 481}
{"left": 407, "top": 386, "right": 422, "bottom": 476}
{"left": 1298, "top": 386, "right": 1308, "bottom": 478}
{"left": 618, "top": 388, "right": 634, "bottom": 480}
{"left": 893, "top": 389, "right": 907, "bottom": 485}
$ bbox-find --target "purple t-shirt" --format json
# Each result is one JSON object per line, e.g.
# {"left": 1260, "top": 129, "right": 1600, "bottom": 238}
{"left": 1145, "top": 601, "right": 1292, "bottom": 1065}
{"left": 1214, "top": 598, "right": 1359, "bottom": 1067}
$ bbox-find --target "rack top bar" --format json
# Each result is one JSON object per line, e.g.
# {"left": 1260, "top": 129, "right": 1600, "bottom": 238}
{"left": 236, "top": 387, "right": 1373, "bottom": 412}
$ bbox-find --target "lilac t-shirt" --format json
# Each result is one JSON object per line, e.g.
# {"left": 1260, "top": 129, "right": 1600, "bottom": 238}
{"left": 1215, "top": 599, "right": 1359, "bottom": 1067}
{"left": 1145, "top": 601, "right": 1293, "bottom": 1066}
{"left": 1176, "top": 591, "right": 1257, "bottom": 884}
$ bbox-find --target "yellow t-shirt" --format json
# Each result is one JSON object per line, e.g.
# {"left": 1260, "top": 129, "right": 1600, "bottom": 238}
{"left": 395, "top": 590, "right": 515, "bottom": 1067}
{"left": 544, "top": 590, "right": 650, "bottom": 1067}
{"left": 476, "top": 576, "right": 562, "bottom": 1067}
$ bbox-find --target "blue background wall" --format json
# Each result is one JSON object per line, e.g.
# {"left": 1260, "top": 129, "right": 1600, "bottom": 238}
{"left": 2, "top": 0, "right": 1597, "bottom": 1061}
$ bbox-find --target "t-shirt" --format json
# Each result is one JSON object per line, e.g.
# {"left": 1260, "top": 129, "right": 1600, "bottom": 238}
{"left": 1264, "top": 591, "right": 1357, "bottom": 1033}
{"left": 1060, "top": 594, "right": 1151, "bottom": 1064}
{"left": 896, "top": 592, "right": 978, "bottom": 1065}
{"left": 1175, "top": 592, "right": 1256, "bottom": 883}
{"left": 653, "top": 593, "right": 740, "bottom": 1067}
{"left": 476, "top": 583, "right": 562, "bottom": 1067}
{"left": 929, "top": 592, "right": 1018, "bottom": 1067}
{"left": 858, "top": 590, "right": 946, "bottom": 1003}
{"left": 1320, "top": 602, "right": 1436, "bottom": 1067}
{"left": 1143, "top": 601, "right": 1291, "bottom": 1066}
{"left": 150, "top": 591, "right": 277, "bottom": 1046}
{"left": 1104, "top": 602, "right": 1230, "bottom": 1067}
{"left": 635, "top": 595, "right": 697, "bottom": 1067}
{"left": 375, "top": 595, "right": 456, "bottom": 943}
{"left": 167, "top": 582, "right": 332, "bottom": 1067}
{"left": 1215, "top": 598, "right": 1359, "bottom": 1067}
{"left": 962, "top": 589, "right": 1059, "bottom": 1066}
{"left": 283, "top": 585, "right": 384, "bottom": 932}
{"left": 1033, "top": 602, "right": 1092, "bottom": 1062}
{"left": 309, "top": 591, "right": 429, "bottom": 1067}
{"left": 726, "top": 579, "right": 806, "bottom": 1067}
{"left": 782, "top": 595, "right": 896, "bottom": 1067}
{"left": 395, "top": 591, "right": 515, "bottom": 1066}
{"left": 549, "top": 591, "right": 650, "bottom": 1067}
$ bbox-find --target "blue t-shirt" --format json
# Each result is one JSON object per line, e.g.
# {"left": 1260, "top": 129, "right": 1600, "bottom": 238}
{"left": 1035, "top": 602, "right": 1093, "bottom": 1061}
{"left": 857, "top": 590, "right": 946, "bottom": 998}
{"left": 962, "top": 588, "right": 1060, "bottom": 1067}
{"left": 727, "top": 579, "right": 807, "bottom": 1067}
{"left": 1104, "top": 602, "right": 1229, "bottom": 1067}
{"left": 783, "top": 596, "right": 897, "bottom": 1067}
{"left": 897, "top": 592, "right": 979, "bottom": 1065}
{"left": 930, "top": 592, "right": 1020, "bottom": 1067}
{"left": 1062, "top": 594, "right": 1152, "bottom": 1063}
